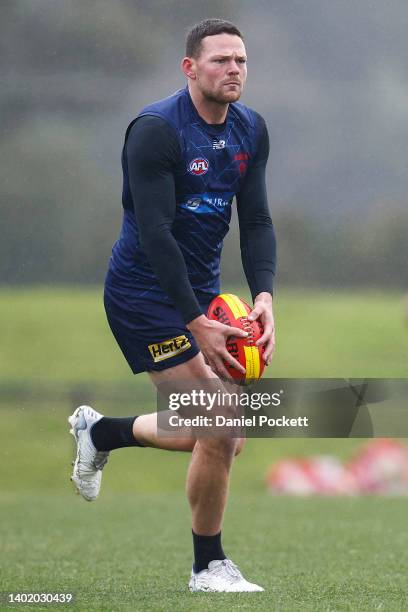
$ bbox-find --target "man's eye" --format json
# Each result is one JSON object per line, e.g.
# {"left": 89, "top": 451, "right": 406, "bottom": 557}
{"left": 214, "top": 59, "right": 225, "bottom": 63}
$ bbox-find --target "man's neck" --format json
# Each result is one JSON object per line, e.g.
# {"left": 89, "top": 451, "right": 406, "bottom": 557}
{"left": 187, "top": 84, "right": 228, "bottom": 125}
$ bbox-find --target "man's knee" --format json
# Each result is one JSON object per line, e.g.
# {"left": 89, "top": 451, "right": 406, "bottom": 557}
{"left": 200, "top": 436, "right": 244, "bottom": 461}
{"left": 196, "top": 436, "right": 237, "bottom": 463}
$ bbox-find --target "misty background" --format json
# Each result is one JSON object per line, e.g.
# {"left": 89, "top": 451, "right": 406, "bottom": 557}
{"left": 1, "top": 0, "right": 407, "bottom": 289}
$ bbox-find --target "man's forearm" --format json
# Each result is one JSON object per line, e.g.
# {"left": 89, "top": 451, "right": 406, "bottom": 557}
{"left": 240, "top": 222, "right": 276, "bottom": 301}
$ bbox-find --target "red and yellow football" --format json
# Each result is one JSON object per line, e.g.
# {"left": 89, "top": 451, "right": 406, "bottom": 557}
{"left": 207, "top": 293, "right": 265, "bottom": 384}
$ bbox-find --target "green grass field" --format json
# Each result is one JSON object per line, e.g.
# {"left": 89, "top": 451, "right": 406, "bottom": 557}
{"left": 1, "top": 286, "right": 407, "bottom": 382}
{"left": 2, "top": 492, "right": 408, "bottom": 611}
{"left": 1, "top": 287, "right": 407, "bottom": 610}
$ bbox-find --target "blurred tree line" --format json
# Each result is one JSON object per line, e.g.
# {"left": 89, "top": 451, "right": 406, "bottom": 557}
{"left": 1, "top": 0, "right": 407, "bottom": 289}
{"left": 223, "top": 204, "right": 408, "bottom": 290}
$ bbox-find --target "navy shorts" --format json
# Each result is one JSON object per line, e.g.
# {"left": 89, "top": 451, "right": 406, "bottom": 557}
{"left": 104, "top": 290, "right": 213, "bottom": 375}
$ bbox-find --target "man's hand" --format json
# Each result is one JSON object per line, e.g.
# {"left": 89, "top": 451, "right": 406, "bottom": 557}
{"left": 187, "top": 315, "right": 248, "bottom": 380}
{"left": 247, "top": 292, "right": 275, "bottom": 365}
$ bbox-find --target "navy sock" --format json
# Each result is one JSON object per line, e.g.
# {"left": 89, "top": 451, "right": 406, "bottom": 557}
{"left": 192, "top": 530, "right": 226, "bottom": 573}
{"left": 90, "top": 416, "right": 144, "bottom": 451}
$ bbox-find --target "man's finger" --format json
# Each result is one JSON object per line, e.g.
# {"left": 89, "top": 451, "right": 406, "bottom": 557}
{"left": 248, "top": 307, "right": 262, "bottom": 322}
{"left": 222, "top": 349, "right": 246, "bottom": 375}
{"left": 263, "top": 338, "right": 276, "bottom": 364}
{"left": 255, "top": 324, "right": 273, "bottom": 347}
{"left": 223, "top": 324, "right": 248, "bottom": 338}
{"left": 213, "top": 357, "right": 232, "bottom": 381}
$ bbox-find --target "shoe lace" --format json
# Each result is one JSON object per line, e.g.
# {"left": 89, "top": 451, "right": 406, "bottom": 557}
{"left": 212, "top": 560, "right": 243, "bottom": 582}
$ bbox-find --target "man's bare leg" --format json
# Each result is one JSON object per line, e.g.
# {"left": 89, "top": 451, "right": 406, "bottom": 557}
{"left": 133, "top": 413, "right": 195, "bottom": 451}
{"left": 133, "top": 411, "right": 245, "bottom": 456}
{"left": 72, "top": 351, "right": 243, "bottom": 534}
{"left": 186, "top": 436, "right": 237, "bottom": 535}
{"left": 148, "top": 353, "right": 241, "bottom": 535}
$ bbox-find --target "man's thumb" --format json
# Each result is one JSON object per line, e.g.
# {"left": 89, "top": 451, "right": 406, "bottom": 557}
{"left": 248, "top": 309, "right": 260, "bottom": 321}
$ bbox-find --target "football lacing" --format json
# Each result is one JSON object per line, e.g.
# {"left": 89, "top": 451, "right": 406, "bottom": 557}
{"left": 240, "top": 317, "right": 254, "bottom": 345}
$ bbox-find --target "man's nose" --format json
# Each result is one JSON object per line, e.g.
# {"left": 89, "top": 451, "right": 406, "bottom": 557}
{"left": 227, "top": 61, "right": 240, "bottom": 73}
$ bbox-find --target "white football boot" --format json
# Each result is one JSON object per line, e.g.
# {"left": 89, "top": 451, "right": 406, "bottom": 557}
{"left": 189, "top": 559, "right": 264, "bottom": 593}
{"left": 68, "top": 405, "right": 110, "bottom": 502}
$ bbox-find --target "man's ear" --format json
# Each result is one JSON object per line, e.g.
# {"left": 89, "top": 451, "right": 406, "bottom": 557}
{"left": 181, "top": 57, "right": 196, "bottom": 80}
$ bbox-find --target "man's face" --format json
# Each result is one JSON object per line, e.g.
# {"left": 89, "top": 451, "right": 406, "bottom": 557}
{"left": 191, "top": 33, "right": 247, "bottom": 104}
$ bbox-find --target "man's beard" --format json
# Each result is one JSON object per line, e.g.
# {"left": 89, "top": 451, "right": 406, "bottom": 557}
{"left": 201, "top": 84, "right": 242, "bottom": 105}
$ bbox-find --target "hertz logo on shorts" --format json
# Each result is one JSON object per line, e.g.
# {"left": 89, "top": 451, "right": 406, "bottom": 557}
{"left": 148, "top": 335, "right": 191, "bottom": 363}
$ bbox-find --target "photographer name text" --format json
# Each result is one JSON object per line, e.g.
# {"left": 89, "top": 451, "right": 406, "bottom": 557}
{"left": 167, "top": 414, "right": 309, "bottom": 428}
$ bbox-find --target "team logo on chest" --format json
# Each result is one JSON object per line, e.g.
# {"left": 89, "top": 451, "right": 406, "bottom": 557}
{"left": 234, "top": 152, "right": 250, "bottom": 176}
{"left": 188, "top": 157, "right": 209, "bottom": 176}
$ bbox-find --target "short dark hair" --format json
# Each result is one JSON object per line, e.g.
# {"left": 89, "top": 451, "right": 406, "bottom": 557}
{"left": 186, "top": 18, "right": 244, "bottom": 58}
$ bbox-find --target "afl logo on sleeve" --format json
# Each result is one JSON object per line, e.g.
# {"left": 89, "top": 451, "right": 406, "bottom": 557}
{"left": 188, "top": 157, "right": 209, "bottom": 175}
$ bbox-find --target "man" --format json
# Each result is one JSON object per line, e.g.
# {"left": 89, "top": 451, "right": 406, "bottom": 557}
{"left": 69, "top": 18, "right": 276, "bottom": 593}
